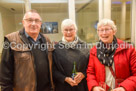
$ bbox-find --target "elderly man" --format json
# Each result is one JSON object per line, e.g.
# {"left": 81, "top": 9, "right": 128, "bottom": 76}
{"left": 0, "top": 9, "right": 54, "bottom": 91}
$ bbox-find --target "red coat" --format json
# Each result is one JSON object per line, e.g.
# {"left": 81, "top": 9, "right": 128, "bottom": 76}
{"left": 87, "top": 39, "right": 136, "bottom": 91}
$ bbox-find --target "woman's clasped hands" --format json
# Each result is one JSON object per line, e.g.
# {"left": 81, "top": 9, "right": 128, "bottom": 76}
{"left": 65, "top": 72, "right": 85, "bottom": 86}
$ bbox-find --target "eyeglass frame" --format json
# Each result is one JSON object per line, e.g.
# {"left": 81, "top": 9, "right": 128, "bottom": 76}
{"left": 23, "top": 18, "right": 42, "bottom": 24}
{"left": 63, "top": 27, "right": 76, "bottom": 33}
{"left": 98, "top": 28, "right": 113, "bottom": 33}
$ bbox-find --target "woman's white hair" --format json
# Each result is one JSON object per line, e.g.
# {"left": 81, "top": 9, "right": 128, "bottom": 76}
{"left": 61, "top": 19, "right": 77, "bottom": 31}
{"left": 97, "top": 18, "right": 117, "bottom": 32}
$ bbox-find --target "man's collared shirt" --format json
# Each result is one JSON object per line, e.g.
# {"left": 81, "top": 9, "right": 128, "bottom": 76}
{"left": 24, "top": 31, "right": 41, "bottom": 45}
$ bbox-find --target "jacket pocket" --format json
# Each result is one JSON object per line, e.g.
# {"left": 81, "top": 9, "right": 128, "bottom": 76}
{"left": 12, "top": 50, "right": 35, "bottom": 89}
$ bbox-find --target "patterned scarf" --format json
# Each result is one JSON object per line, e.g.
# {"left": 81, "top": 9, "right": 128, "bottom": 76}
{"left": 97, "top": 36, "right": 118, "bottom": 67}
{"left": 61, "top": 36, "right": 78, "bottom": 48}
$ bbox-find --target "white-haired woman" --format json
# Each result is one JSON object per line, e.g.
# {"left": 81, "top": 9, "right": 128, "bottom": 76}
{"left": 87, "top": 19, "right": 136, "bottom": 91}
{"left": 53, "top": 19, "right": 89, "bottom": 91}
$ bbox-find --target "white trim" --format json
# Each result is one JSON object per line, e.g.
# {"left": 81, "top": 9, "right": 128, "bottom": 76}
{"left": 99, "top": 0, "right": 111, "bottom": 21}
{"left": 0, "top": 13, "right": 4, "bottom": 53}
{"left": 131, "top": 0, "right": 136, "bottom": 47}
{"left": 68, "top": 0, "right": 76, "bottom": 22}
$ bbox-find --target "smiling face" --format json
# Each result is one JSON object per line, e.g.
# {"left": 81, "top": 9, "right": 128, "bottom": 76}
{"left": 62, "top": 25, "right": 76, "bottom": 42}
{"left": 98, "top": 25, "right": 116, "bottom": 44}
{"left": 22, "top": 12, "right": 42, "bottom": 36}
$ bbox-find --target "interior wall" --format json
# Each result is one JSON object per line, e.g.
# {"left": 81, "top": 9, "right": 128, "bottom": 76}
{"left": 125, "top": 11, "right": 131, "bottom": 39}
{"left": 0, "top": 13, "right": 4, "bottom": 54}
{"left": 0, "top": 6, "right": 16, "bottom": 54}
{"left": 41, "top": 13, "right": 68, "bottom": 42}
{"left": 77, "top": 9, "right": 131, "bottom": 43}
{"left": 111, "top": 11, "right": 122, "bottom": 39}
{"left": 77, "top": 11, "right": 98, "bottom": 43}
{"left": 14, "top": 11, "right": 131, "bottom": 43}
{"left": 112, "top": 10, "right": 131, "bottom": 40}
{"left": 0, "top": 6, "right": 16, "bottom": 35}
{"left": 0, "top": 4, "right": 131, "bottom": 43}
{"left": 14, "top": 14, "right": 24, "bottom": 31}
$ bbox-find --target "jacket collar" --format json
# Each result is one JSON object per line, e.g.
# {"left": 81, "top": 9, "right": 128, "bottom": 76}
{"left": 19, "top": 28, "right": 46, "bottom": 44}
{"left": 90, "top": 39, "right": 130, "bottom": 56}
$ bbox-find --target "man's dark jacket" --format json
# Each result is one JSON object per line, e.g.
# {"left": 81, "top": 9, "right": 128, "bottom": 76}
{"left": 0, "top": 29, "right": 54, "bottom": 91}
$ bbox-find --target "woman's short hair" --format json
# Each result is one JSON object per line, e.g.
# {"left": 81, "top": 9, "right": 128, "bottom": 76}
{"left": 97, "top": 19, "right": 117, "bottom": 32}
{"left": 61, "top": 19, "right": 77, "bottom": 31}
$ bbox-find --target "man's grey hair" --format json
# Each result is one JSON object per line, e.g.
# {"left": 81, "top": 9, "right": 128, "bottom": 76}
{"left": 61, "top": 19, "right": 77, "bottom": 31}
{"left": 97, "top": 18, "right": 117, "bottom": 32}
{"left": 23, "top": 9, "right": 42, "bottom": 21}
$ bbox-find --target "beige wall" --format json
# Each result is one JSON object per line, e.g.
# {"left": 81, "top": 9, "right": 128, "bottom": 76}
{"left": 77, "top": 10, "right": 131, "bottom": 43}
{"left": 0, "top": 13, "right": 4, "bottom": 53}
{"left": 77, "top": 12, "right": 98, "bottom": 43}
{"left": 14, "top": 14, "right": 24, "bottom": 31}
{"left": 41, "top": 13, "right": 68, "bottom": 42}
{"left": 0, "top": 6, "right": 131, "bottom": 43}
{"left": 125, "top": 11, "right": 131, "bottom": 39}
{"left": 0, "top": 6, "right": 16, "bottom": 53}
{"left": 112, "top": 11, "right": 131, "bottom": 40}
{"left": 0, "top": 6, "right": 16, "bottom": 35}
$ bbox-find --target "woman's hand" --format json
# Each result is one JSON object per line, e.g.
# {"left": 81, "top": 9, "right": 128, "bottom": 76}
{"left": 112, "top": 87, "right": 125, "bottom": 91}
{"left": 65, "top": 77, "right": 78, "bottom": 86}
{"left": 92, "top": 86, "right": 105, "bottom": 91}
{"left": 74, "top": 72, "right": 85, "bottom": 85}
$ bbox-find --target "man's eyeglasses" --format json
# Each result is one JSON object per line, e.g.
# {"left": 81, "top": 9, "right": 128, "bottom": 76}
{"left": 98, "top": 28, "right": 112, "bottom": 33}
{"left": 24, "top": 18, "right": 41, "bottom": 24}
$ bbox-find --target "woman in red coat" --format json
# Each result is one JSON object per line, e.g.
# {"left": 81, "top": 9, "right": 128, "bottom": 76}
{"left": 87, "top": 19, "right": 136, "bottom": 91}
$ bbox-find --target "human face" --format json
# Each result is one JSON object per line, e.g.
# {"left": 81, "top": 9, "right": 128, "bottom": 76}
{"left": 22, "top": 12, "right": 42, "bottom": 36}
{"left": 98, "top": 25, "right": 116, "bottom": 44}
{"left": 62, "top": 25, "right": 76, "bottom": 42}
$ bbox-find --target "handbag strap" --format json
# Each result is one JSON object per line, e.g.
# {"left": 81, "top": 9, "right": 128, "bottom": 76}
{"left": 109, "top": 67, "right": 118, "bottom": 88}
